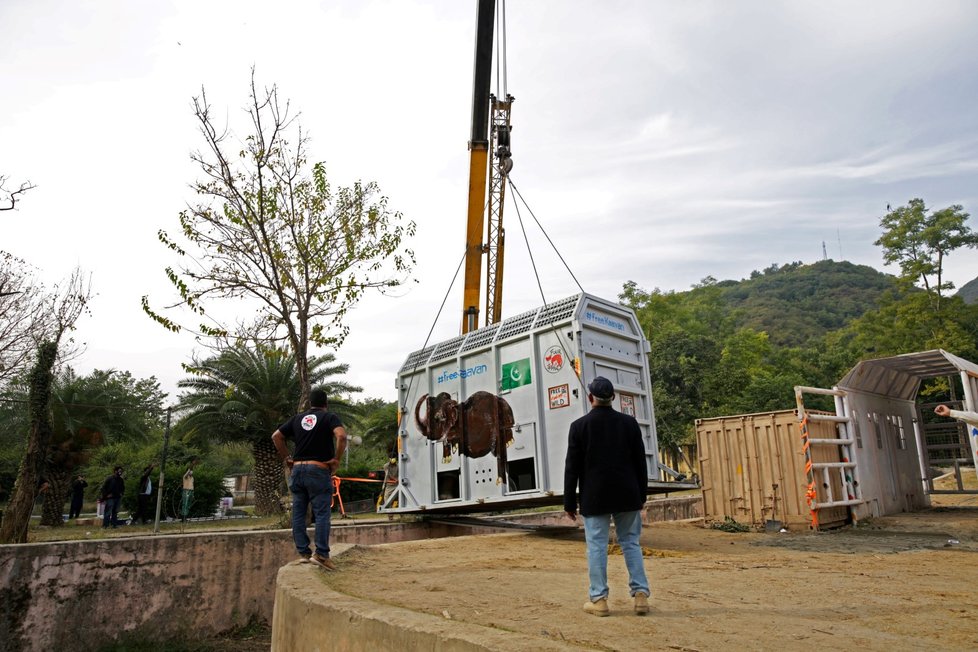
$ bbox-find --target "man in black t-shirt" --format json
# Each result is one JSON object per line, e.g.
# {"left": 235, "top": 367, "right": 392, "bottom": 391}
{"left": 272, "top": 388, "right": 347, "bottom": 570}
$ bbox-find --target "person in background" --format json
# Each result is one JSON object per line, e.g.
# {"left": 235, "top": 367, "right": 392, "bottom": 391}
{"left": 272, "top": 387, "right": 347, "bottom": 570}
{"left": 100, "top": 467, "right": 125, "bottom": 529}
{"left": 381, "top": 451, "right": 399, "bottom": 507}
{"left": 68, "top": 474, "right": 88, "bottom": 520}
{"left": 564, "top": 376, "right": 651, "bottom": 617}
{"left": 133, "top": 464, "right": 156, "bottom": 524}
{"left": 181, "top": 459, "right": 197, "bottom": 522}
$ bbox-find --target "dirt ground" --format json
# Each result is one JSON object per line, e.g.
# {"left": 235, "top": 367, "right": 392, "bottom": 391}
{"left": 324, "top": 493, "right": 978, "bottom": 651}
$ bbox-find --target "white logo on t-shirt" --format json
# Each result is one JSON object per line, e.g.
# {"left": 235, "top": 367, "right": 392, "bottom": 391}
{"left": 301, "top": 415, "right": 318, "bottom": 431}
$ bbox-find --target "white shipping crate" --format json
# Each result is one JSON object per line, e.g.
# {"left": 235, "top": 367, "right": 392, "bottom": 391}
{"left": 380, "top": 293, "right": 683, "bottom": 514}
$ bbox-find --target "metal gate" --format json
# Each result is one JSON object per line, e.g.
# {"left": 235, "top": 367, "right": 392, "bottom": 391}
{"left": 918, "top": 398, "right": 977, "bottom": 494}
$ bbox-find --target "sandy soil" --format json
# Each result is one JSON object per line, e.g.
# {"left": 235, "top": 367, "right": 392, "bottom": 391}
{"left": 324, "top": 497, "right": 978, "bottom": 651}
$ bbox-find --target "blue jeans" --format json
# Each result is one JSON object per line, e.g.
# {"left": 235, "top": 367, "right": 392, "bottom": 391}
{"left": 582, "top": 510, "right": 650, "bottom": 601}
{"left": 102, "top": 497, "right": 120, "bottom": 528}
{"left": 290, "top": 465, "right": 333, "bottom": 557}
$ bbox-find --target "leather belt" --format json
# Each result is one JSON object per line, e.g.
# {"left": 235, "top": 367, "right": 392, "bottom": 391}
{"left": 292, "top": 460, "right": 330, "bottom": 469}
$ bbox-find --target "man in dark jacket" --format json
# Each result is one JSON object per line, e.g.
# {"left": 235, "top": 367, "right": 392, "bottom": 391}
{"left": 133, "top": 464, "right": 155, "bottom": 524}
{"left": 68, "top": 475, "right": 88, "bottom": 519}
{"left": 100, "top": 466, "right": 125, "bottom": 529}
{"left": 564, "top": 376, "right": 650, "bottom": 617}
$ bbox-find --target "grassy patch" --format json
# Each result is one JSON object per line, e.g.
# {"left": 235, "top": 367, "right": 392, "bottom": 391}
{"left": 27, "top": 516, "right": 283, "bottom": 543}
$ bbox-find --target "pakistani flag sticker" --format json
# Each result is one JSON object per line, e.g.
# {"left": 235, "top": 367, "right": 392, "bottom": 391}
{"left": 501, "top": 358, "right": 532, "bottom": 391}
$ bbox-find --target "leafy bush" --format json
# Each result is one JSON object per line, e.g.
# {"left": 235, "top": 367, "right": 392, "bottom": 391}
{"left": 335, "top": 447, "right": 388, "bottom": 505}
{"left": 86, "top": 440, "right": 229, "bottom": 519}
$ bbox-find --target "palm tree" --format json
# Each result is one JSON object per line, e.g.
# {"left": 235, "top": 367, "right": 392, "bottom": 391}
{"left": 355, "top": 398, "right": 400, "bottom": 454}
{"left": 43, "top": 369, "right": 163, "bottom": 525}
{"left": 0, "top": 368, "right": 166, "bottom": 526}
{"left": 177, "top": 345, "right": 360, "bottom": 515}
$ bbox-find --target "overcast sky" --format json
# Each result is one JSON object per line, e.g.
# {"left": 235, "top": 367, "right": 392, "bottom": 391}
{"left": 3, "top": 0, "right": 978, "bottom": 403}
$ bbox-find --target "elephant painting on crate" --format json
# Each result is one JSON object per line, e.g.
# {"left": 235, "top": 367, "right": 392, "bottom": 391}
{"left": 414, "top": 391, "right": 515, "bottom": 484}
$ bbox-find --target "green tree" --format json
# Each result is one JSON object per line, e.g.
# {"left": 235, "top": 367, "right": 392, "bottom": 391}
{"left": 875, "top": 199, "right": 978, "bottom": 311}
{"left": 351, "top": 398, "right": 399, "bottom": 453}
{"left": 176, "top": 345, "right": 360, "bottom": 515}
{"left": 143, "top": 73, "right": 416, "bottom": 410}
{"left": 0, "top": 342, "right": 57, "bottom": 542}
{"left": 622, "top": 278, "right": 836, "bottom": 450}
{"left": 87, "top": 439, "right": 226, "bottom": 521}
{"left": 0, "top": 368, "right": 166, "bottom": 526}
{"left": 622, "top": 281, "right": 730, "bottom": 449}
{"left": 829, "top": 292, "right": 978, "bottom": 362}
{"left": 720, "top": 260, "right": 899, "bottom": 347}
{"left": 0, "top": 269, "right": 90, "bottom": 543}
{"left": 43, "top": 369, "right": 165, "bottom": 525}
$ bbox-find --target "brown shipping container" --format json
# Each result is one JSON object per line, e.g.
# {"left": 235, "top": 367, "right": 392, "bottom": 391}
{"left": 696, "top": 410, "right": 848, "bottom": 530}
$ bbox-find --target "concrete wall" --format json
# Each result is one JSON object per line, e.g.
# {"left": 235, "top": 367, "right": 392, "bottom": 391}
{"left": 0, "top": 529, "right": 294, "bottom": 652}
{"left": 0, "top": 521, "right": 483, "bottom": 652}
{"left": 644, "top": 494, "right": 701, "bottom": 523}
{"left": 0, "top": 498, "right": 703, "bottom": 651}
{"left": 271, "top": 560, "right": 582, "bottom": 652}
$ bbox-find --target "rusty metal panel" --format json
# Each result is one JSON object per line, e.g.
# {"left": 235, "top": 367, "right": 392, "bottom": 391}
{"left": 696, "top": 410, "right": 848, "bottom": 529}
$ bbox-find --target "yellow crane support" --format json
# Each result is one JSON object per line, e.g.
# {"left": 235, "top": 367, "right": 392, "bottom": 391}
{"left": 485, "top": 94, "right": 513, "bottom": 326}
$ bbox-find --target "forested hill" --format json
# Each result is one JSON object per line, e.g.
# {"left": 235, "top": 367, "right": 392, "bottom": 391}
{"left": 709, "top": 260, "right": 900, "bottom": 346}
{"left": 623, "top": 258, "right": 978, "bottom": 448}
{"left": 957, "top": 276, "right": 978, "bottom": 305}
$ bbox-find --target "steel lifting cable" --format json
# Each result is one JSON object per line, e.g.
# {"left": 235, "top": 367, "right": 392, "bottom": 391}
{"left": 508, "top": 181, "right": 549, "bottom": 312}
{"left": 399, "top": 172, "right": 502, "bottom": 433}
{"left": 506, "top": 176, "right": 589, "bottom": 394}
{"left": 495, "top": 0, "right": 508, "bottom": 98}
{"left": 400, "top": 247, "right": 469, "bottom": 415}
{"left": 508, "top": 178, "right": 585, "bottom": 294}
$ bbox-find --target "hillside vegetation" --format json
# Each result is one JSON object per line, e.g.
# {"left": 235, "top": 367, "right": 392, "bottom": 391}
{"left": 714, "top": 260, "right": 900, "bottom": 346}
{"left": 957, "top": 275, "right": 978, "bottom": 305}
{"left": 622, "top": 259, "right": 978, "bottom": 450}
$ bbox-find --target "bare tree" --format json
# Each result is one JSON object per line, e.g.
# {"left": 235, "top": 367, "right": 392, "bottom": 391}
{"left": 0, "top": 268, "right": 91, "bottom": 543}
{"left": 0, "top": 252, "right": 47, "bottom": 387}
{"left": 0, "top": 256, "right": 89, "bottom": 387}
{"left": 0, "top": 175, "right": 36, "bottom": 211}
{"left": 143, "top": 72, "right": 416, "bottom": 409}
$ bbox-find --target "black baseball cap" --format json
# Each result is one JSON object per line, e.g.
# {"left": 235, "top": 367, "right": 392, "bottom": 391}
{"left": 588, "top": 376, "right": 615, "bottom": 399}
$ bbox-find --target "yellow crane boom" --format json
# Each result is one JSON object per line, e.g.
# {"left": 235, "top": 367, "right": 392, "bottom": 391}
{"left": 461, "top": 0, "right": 513, "bottom": 334}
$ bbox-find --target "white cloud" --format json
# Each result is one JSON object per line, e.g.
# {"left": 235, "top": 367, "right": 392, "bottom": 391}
{"left": 2, "top": 0, "right": 978, "bottom": 399}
